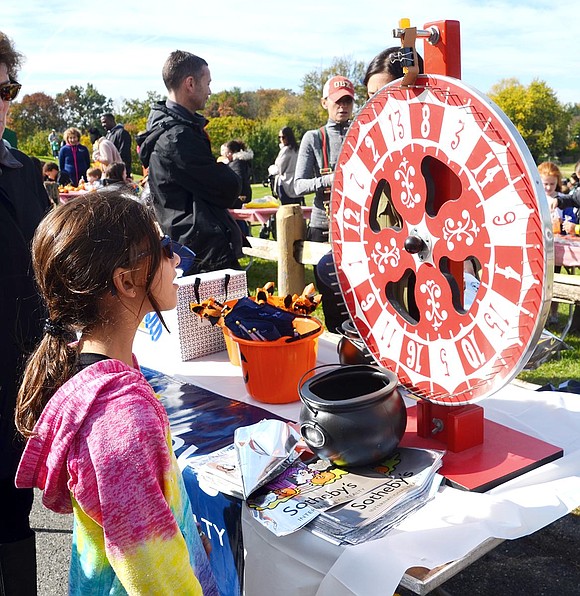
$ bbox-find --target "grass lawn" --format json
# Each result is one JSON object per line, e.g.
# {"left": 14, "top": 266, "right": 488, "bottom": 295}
{"left": 248, "top": 183, "right": 580, "bottom": 386}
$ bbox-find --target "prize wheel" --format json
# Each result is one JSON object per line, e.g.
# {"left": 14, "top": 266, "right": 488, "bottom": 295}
{"left": 331, "top": 74, "right": 553, "bottom": 405}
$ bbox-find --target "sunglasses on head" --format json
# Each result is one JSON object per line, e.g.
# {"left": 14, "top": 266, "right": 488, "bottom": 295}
{"left": 0, "top": 79, "right": 22, "bottom": 102}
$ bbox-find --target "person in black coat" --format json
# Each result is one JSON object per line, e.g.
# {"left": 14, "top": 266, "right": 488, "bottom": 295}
{"left": 223, "top": 139, "right": 253, "bottom": 237}
{"left": 0, "top": 30, "right": 51, "bottom": 594}
{"left": 138, "top": 50, "right": 244, "bottom": 275}
{"left": 101, "top": 113, "right": 132, "bottom": 179}
{"left": 223, "top": 140, "right": 253, "bottom": 208}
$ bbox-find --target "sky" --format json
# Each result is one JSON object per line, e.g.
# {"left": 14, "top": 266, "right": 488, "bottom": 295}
{"left": 3, "top": 0, "right": 579, "bottom": 110}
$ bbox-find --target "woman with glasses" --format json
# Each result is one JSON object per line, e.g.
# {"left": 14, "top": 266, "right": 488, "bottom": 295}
{"left": 268, "top": 126, "right": 304, "bottom": 205}
{"left": 0, "top": 30, "right": 51, "bottom": 595}
{"left": 15, "top": 191, "right": 215, "bottom": 595}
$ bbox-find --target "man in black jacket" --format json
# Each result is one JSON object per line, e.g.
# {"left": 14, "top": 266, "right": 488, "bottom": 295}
{"left": 100, "top": 113, "right": 132, "bottom": 178}
{"left": 138, "top": 51, "right": 243, "bottom": 275}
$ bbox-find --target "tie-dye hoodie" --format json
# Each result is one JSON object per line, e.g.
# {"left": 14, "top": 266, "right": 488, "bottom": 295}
{"left": 16, "top": 358, "right": 217, "bottom": 595}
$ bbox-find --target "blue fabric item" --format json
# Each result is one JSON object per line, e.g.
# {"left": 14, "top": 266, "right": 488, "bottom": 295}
{"left": 222, "top": 297, "right": 296, "bottom": 341}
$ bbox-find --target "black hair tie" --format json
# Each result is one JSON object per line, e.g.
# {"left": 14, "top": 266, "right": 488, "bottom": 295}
{"left": 44, "top": 318, "right": 67, "bottom": 338}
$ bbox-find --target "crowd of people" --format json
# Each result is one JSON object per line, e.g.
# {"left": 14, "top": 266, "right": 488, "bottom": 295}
{"left": 0, "top": 24, "right": 578, "bottom": 595}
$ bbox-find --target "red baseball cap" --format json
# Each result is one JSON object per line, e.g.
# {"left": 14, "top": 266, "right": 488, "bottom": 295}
{"left": 323, "top": 76, "right": 355, "bottom": 102}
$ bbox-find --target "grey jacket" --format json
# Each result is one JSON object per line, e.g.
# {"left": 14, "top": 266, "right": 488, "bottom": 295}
{"left": 294, "top": 118, "right": 350, "bottom": 230}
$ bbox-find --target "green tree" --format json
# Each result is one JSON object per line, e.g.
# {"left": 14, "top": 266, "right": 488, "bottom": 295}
{"left": 19, "top": 129, "right": 57, "bottom": 158}
{"left": 247, "top": 121, "right": 280, "bottom": 183}
{"left": 205, "top": 115, "right": 256, "bottom": 157}
{"left": 120, "top": 91, "right": 165, "bottom": 124}
{"left": 246, "top": 89, "right": 296, "bottom": 121}
{"left": 204, "top": 88, "right": 253, "bottom": 119}
{"left": 55, "top": 83, "right": 112, "bottom": 132}
{"left": 566, "top": 103, "right": 580, "bottom": 159}
{"left": 489, "top": 78, "right": 571, "bottom": 162}
{"left": 7, "top": 92, "right": 65, "bottom": 140}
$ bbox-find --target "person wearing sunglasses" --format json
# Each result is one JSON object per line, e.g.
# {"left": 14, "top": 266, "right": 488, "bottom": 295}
{"left": 267, "top": 126, "right": 304, "bottom": 206}
{"left": 0, "top": 30, "right": 52, "bottom": 595}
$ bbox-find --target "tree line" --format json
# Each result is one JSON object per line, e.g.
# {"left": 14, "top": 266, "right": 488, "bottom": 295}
{"left": 7, "top": 56, "right": 580, "bottom": 180}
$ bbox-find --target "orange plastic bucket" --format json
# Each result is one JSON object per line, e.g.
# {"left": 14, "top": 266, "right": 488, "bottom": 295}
{"left": 223, "top": 317, "right": 323, "bottom": 403}
{"left": 222, "top": 298, "right": 243, "bottom": 366}
{"left": 223, "top": 326, "right": 241, "bottom": 366}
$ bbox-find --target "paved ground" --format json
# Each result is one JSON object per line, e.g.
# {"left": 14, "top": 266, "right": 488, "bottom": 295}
{"left": 30, "top": 490, "right": 70, "bottom": 595}
{"left": 31, "top": 488, "right": 580, "bottom": 595}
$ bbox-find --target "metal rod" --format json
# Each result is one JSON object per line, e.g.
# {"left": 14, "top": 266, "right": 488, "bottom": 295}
{"left": 392, "top": 26, "right": 440, "bottom": 45}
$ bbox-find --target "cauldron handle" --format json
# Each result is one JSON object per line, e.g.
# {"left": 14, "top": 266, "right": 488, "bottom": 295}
{"left": 298, "top": 364, "right": 341, "bottom": 415}
{"left": 297, "top": 363, "right": 342, "bottom": 392}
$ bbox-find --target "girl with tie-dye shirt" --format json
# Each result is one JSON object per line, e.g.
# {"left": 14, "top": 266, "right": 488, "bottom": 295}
{"left": 15, "top": 191, "right": 216, "bottom": 595}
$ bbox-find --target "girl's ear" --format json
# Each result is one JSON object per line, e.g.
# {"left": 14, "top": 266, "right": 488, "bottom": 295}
{"left": 112, "top": 267, "right": 138, "bottom": 298}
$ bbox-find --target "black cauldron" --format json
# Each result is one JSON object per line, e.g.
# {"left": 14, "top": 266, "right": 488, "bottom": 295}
{"left": 298, "top": 364, "right": 407, "bottom": 467}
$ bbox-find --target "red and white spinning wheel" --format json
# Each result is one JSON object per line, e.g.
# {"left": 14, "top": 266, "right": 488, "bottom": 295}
{"left": 331, "top": 73, "right": 553, "bottom": 406}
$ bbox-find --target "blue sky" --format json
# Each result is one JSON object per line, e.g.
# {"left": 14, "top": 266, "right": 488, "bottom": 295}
{"left": 3, "top": 0, "right": 578, "bottom": 108}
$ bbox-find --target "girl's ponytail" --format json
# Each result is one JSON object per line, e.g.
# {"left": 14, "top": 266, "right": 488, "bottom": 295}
{"left": 16, "top": 322, "right": 77, "bottom": 438}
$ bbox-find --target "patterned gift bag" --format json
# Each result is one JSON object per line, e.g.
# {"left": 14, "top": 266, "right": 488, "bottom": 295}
{"left": 135, "top": 269, "right": 248, "bottom": 361}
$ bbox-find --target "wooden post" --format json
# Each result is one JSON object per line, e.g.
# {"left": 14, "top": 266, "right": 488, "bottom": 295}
{"left": 276, "top": 204, "right": 306, "bottom": 295}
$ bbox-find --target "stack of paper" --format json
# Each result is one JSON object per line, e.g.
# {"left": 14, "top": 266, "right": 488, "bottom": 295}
{"left": 188, "top": 420, "right": 444, "bottom": 545}
{"left": 246, "top": 447, "right": 444, "bottom": 544}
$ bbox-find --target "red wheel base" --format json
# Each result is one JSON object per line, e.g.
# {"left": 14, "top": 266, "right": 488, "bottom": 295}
{"left": 417, "top": 401, "right": 484, "bottom": 452}
{"left": 403, "top": 406, "right": 563, "bottom": 492}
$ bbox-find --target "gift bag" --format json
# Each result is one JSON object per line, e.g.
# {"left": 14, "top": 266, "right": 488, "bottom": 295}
{"left": 134, "top": 269, "right": 247, "bottom": 361}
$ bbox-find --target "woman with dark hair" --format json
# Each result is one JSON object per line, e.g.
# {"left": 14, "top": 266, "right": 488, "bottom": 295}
{"left": 315, "top": 48, "right": 424, "bottom": 332}
{"left": 221, "top": 139, "right": 254, "bottom": 237}
{"left": 268, "top": 126, "right": 304, "bottom": 205}
{"left": 278, "top": 126, "right": 298, "bottom": 151}
{"left": 363, "top": 46, "right": 424, "bottom": 97}
{"left": 224, "top": 139, "right": 253, "bottom": 208}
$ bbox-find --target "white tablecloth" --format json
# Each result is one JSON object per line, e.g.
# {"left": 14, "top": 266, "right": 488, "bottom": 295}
{"left": 133, "top": 334, "right": 580, "bottom": 596}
